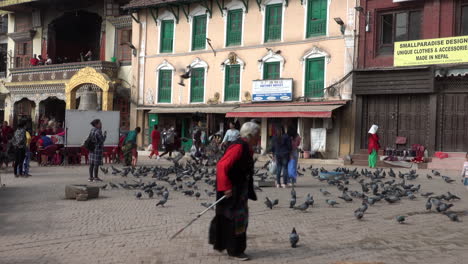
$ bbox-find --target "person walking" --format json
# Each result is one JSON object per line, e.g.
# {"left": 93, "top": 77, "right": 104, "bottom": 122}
{"left": 221, "top": 121, "right": 240, "bottom": 148}
{"left": 209, "top": 122, "right": 259, "bottom": 261}
{"left": 122, "top": 127, "right": 141, "bottom": 167}
{"left": 368, "top": 125, "right": 380, "bottom": 168}
{"left": 288, "top": 128, "right": 301, "bottom": 187}
{"left": 12, "top": 122, "right": 27, "bottom": 177}
{"left": 149, "top": 125, "right": 161, "bottom": 159}
{"left": 160, "top": 127, "right": 175, "bottom": 158}
{"left": 88, "top": 119, "right": 106, "bottom": 182}
{"left": 271, "top": 126, "right": 291, "bottom": 188}
{"left": 22, "top": 129, "right": 32, "bottom": 177}
{"left": 460, "top": 153, "right": 468, "bottom": 190}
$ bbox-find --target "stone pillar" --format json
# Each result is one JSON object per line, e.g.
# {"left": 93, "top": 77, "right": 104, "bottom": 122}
{"left": 261, "top": 118, "right": 267, "bottom": 155}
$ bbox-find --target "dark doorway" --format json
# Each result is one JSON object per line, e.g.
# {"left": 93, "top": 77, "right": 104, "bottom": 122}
{"left": 39, "top": 97, "right": 66, "bottom": 123}
{"left": 47, "top": 11, "right": 102, "bottom": 63}
{"left": 438, "top": 93, "right": 468, "bottom": 152}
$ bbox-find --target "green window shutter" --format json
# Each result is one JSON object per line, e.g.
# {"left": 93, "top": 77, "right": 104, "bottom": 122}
{"left": 192, "top": 15, "right": 207, "bottom": 50}
{"left": 160, "top": 20, "right": 174, "bottom": 53}
{"left": 190, "top": 68, "right": 205, "bottom": 102}
{"left": 263, "top": 62, "right": 280, "bottom": 80}
{"left": 305, "top": 57, "right": 325, "bottom": 97}
{"left": 158, "top": 70, "right": 172, "bottom": 103}
{"left": 224, "top": 65, "right": 241, "bottom": 101}
{"left": 226, "top": 9, "right": 242, "bottom": 46}
{"left": 307, "top": 0, "right": 327, "bottom": 37}
{"left": 265, "top": 4, "right": 282, "bottom": 42}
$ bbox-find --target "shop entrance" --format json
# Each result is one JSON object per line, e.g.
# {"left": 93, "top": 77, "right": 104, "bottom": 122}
{"left": 360, "top": 95, "right": 430, "bottom": 150}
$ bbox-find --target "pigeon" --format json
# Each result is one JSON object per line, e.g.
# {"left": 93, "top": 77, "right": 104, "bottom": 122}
{"left": 444, "top": 212, "right": 460, "bottom": 222}
{"left": 265, "top": 197, "right": 274, "bottom": 210}
{"left": 205, "top": 190, "right": 215, "bottom": 197}
{"left": 442, "top": 176, "right": 455, "bottom": 183}
{"left": 320, "top": 189, "right": 331, "bottom": 196}
{"left": 426, "top": 174, "right": 432, "bottom": 179}
{"left": 436, "top": 203, "right": 453, "bottom": 213}
{"left": 109, "top": 182, "right": 119, "bottom": 189}
{"left": 100, "top": 184, "right": 108, "bottom": 190}
{"left": 326, "top": 199, "right": 339, "bottom": 207}
{"left": 289, "top": 228, "right": 299, "bottom": 248}
{"left": 338, "top": 192, "right": 353, "bottom": 202}
{"left": 195, "top": 192, "right": 201, "bottom": 199}
{"left": 421, "top": 192, "right": 434, "bottom": 197}
{"left": 146, "top": 189, "right": 154, "bottom": 198}
{"left": 156, "top": 198, "right": 167, "bottom": 207}
{"left": 293, "top": 202, "right": 309, "bottom": 211}
{"left": 291, "top": 188, "right": 297, "bottom": 199}
{"left": 385, "top": 196, "right": 400, "bottom": 204}
{"left": 135, "top": 192, "right": 142, "bottom": 199}
{"left": 290, "top": 197, "right": 296, "bottom": 208}
{"left": 432, "top": 170, "right": 440, "bottom": 176}
{"left": 446, "top": 192, "right": 461, "bottom": 201}
{"left": 396, "top": 215, "right": 406, "bottom": 224}
{"left": 100, "top": 167, "right": 109, "bottom": 174}
{"left": 354, "top": 210, "right": 364, "bottom": 220}
{"left": 426, "top": 199, "right": 432, "bottom": 210}
{"left": 273, "top": 199, "right": 279, "bottom": 206}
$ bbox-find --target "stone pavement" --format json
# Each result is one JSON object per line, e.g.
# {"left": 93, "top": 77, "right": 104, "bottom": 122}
{"left": 1, "top": 158, "right": 468, "bottom": 264}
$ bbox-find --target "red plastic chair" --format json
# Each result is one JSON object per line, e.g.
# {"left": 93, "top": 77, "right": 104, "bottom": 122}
{"left": 80, "top": 147, "right": 89, "bottom": 164}
{"left": 103, "top": 147, "right": 115, "bottom": 164}
{"left": 38, "top": 145, "right": 59, "bottom": 166}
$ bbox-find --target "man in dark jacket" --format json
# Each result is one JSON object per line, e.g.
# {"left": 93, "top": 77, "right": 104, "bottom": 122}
{"left": 271, "top": 126, "right": 291, "bottom": 188}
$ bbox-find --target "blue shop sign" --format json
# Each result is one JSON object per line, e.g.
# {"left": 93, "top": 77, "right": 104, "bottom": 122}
{"left": 252, "top": 79, "right": 293, "bottom": 102}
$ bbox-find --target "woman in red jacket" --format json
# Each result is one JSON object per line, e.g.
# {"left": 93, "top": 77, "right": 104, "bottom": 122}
{"left": 209, "top": 121, "right": 259, "bottom": 261}
{"left": 149, "top": 125, "right": 161, "bottom": 159}
{"left": 368, "top": 125, "right": 380, "bottom": 168}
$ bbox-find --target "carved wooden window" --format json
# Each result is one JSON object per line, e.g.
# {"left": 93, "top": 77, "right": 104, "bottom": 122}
{"left": 117, "top": 28, "right": 132, "bottom": 62}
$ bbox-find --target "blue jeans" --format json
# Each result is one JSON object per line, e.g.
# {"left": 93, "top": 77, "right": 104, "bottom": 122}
{"left": 276, "top": 155, "right": 289, "bottom": 185}
{"left": 22, "top": 150, "right": 31, "bottom": 175}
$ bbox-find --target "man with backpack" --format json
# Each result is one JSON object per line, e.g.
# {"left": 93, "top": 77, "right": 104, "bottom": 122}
{"left": 12, "top": 122, "right": 27, "bottom": 177}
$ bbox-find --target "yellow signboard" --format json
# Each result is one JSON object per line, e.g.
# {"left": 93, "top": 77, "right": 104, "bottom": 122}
{"left": 394, "top": 36, "right": 468, "bottom": 67}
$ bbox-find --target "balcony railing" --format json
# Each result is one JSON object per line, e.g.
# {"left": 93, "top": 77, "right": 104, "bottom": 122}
{"left": 9, "top": 60, "right": 118, "bottom": 83}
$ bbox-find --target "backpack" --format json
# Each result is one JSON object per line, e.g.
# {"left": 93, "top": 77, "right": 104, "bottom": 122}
{"left": 83, "top": 131, "right": 96, "bottom": 152}
{"left": 12, "top": 129, "right": 26, "bottom": 149}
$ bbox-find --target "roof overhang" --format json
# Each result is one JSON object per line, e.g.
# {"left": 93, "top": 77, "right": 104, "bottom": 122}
{"left": 226, "top": 101, "right": 346, "bottom": 118}
{"left": 145, "top": 104, "right": 239, "bottom": 114}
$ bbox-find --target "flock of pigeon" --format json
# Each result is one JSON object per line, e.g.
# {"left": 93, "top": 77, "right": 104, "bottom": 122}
{"left": 97, "top": 157, "right": 463, "bottom": 249}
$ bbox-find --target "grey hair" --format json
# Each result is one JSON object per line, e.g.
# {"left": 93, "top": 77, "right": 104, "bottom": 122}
{"left": 240, "top": 122, "right": 261, "bottom": 139}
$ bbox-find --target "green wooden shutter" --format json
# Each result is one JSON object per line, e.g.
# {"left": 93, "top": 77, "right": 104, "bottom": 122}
{"left": 158, "top": 70, "right": 172, "bottom": 103}
{"left": 192, "top": 15, "right": 207, "bottom": 50}
{"left": 263, "top": 62, "right": 280, "bottom": 79}
{"left": 226, "top": 9, "right": 242, "bottom": 46}
{"left": 265, "top": 4, "right": 282, "bottom": 42}
{"left": 190, "top": 68, "right": 205, "bottom": 102}
{"left": 305, "top": 57, "right": 325, "bottom": 97}
{"left": 224, "top": 65, "right": 240, "bottom": 101}
{"left": 307, "top": 0, "right": 327, "bottom": 37}
{"left": 160, "top": 20, "right": 174, "bottom": 53}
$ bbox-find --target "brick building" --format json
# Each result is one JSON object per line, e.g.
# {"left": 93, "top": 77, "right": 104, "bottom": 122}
{"left": 354, "top": 0, "right": 468, "bottom": 157}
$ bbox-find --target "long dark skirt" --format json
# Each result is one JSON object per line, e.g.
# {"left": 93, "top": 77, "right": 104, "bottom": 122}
{"left": 209, "top": 194, "right": 248, "bottom": 256}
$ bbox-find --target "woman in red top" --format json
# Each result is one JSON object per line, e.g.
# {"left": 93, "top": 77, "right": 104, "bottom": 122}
{"left": 209, "top": 122, "right": 260, "bottom": 261}
{"left": 368, "top": 125, "right": 380, "bottom": 168}
{"left": 149, "top": 125, "right": 161, "bottom": 159}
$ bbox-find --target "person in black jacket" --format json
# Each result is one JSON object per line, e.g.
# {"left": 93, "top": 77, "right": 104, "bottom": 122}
{"left": 271, "top": 126, "right": 292, "bottom": 188}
